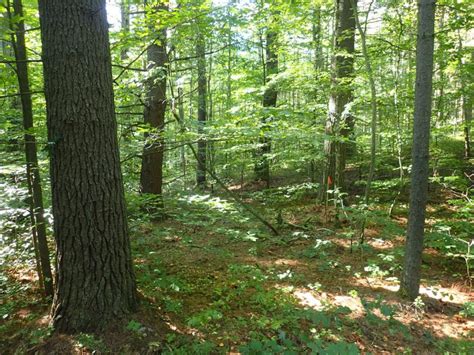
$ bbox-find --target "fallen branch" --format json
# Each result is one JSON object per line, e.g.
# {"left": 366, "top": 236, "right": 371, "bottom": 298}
{"left": 284, "top": 221, "right": 311, "bottom": 231}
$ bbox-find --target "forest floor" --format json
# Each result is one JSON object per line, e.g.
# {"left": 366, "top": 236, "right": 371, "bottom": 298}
{"left": 1, "top": 174, "right": 473, "bottom": 354}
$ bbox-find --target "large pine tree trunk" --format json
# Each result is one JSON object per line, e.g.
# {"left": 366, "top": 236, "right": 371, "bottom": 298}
{"left": 140, "top": 2, "right": 168, "bottom": 207}
{"left": 255, "top": 29, "right": 278, "bottom": 187}
{"left": 10, "top": 0, "right": 53, "bottom": 298}
{"left": 323, "top": 0, "right": 356, "bottom": 193}
{"left": 400, "top": 0, "right": 436, "bottom": 300}
{"left": 38, "top": 0, "right": 137, "bottom": 332}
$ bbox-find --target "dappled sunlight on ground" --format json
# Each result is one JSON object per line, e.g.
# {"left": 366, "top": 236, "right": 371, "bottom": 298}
{"left": 367, "top": 238, "right": 396, "bottom": 249}
{"left": 420, "top": 285, "right": 472, "bottom": 304}
{"left": 333, "top": 295, "right": 365, "bottom": 314}
{"left": 274, "top": 258, "right": 304, "bottom": 266}
{"left": 352, "top": 276, "right": 474, "bottom": 340}
{"left": 292, "top": 288, "right": 324, "bottom": 310}
{"left": 2, "top": 184, "right": 473, "bottom": 353}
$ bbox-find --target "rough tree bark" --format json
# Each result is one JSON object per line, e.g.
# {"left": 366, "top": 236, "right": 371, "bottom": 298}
{"left": 400, "top": 0, "right": 436, "bottom": 300}
{"left": 255, "top": 26, "right": 278, "bottom": 187}
{"left": 38, "top": 0, "right": 138, "bottom": 332}
{"left": 9, "top": 0, "right": 53, "bottom": 298}
{"left": 140, "top": 2, "right": 168, "bottom": 209}
{"left": 323, "top": 0, "right": 356, "bottom": 194}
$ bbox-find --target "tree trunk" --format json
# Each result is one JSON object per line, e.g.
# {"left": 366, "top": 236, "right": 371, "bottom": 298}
{"left": 120, "top": 0, "right": 130, "bottom": 60}
{"left": 38, "top": 0, "right": 138, "bottom": 332}
{"left": 207, "top": 43, "right": 216, "bottom": 176}
{"left": 226, "top": 17, "right": 232, "bottom": 110}
{"left": 323, "top": 0, "right": 356, "bottom": 194}
{"left": 9, "top": 0, "right": 53, "bottom": 298}
{"left": 461, "top": 49, "right": 472, "bottom": 159}
{"left": 400, "top": 0, "right": 436, "bottom": 301}
{"left": 433, "top": 8, "right": 446, "bottom": 148}
{"left": 353, "top": 0, "right": 377, "bottom": 204}
{"left": 178, "top": 87, "right": 186, "bottom": 178}
{"left": 196, "top": 32, "right": 207, "bottom": 188}
{"left": 312, "top": 6, "right": 323, "bottom": 70}
{"left": 140, "top": 2, "right": 168, "bottom": 209}
{"left": 224, "top": 16, "right": 233, "bottom": 178}
{"left": 255, "top": 28, "right": 278, "bottom": 187}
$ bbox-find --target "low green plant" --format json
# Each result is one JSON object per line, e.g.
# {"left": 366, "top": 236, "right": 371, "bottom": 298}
{"left": 302, "top": 239, "right": 332, "bottom": 258}
{"left": 126, "top": 320, "right": 143, "bottom": 332}
{"left": 364, "top": 263, "right": 389, "bottom": 279}
{"left": 239, "top": 332, "right": 359, "bottom": 355}
{"left": 459, "top": 302, "right": 474, "bottom": 318}
{"left": 76, "top": 333, "right": 107, "bottom": 352}
{"left": 162, "top": 334, "right": 218, "bottom": 355}
{"left": 187, "top": 309, "right": 223, "bottom": 328}
{"left": 361, "top": 296, "right": 411, "bottom": 339}
{"left": 28, "top": 326, "right": 53, "bottom": 346}
{"left": 163, "top": 297, "right": 183, "bottom": 313}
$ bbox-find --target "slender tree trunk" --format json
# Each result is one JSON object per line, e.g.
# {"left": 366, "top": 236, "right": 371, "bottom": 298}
{"left": 207, "top": 43, "right": 215, "bottom": 176}
{"left": 309, "top": 5, "right": 322, "bottom": 182}
{"left": 38, "top": 0, "right": 138, "bottom": 332}
{"left": 226, "top": 18, "right": 232, "bottom": 110}
{"left": 189, "top": 75, "right": 194, "bottom": 119}
{"left": 224, "top": 17, "right": 233, "bottom": 178}
{"left": 140, "top": 2, "right": 168, "bottom": 209}
{"left": 400, "top": 0, "right": 436, "bottom": 300}
{"left": 120, "top": 0, "right": 130, "bottom": 60}
{"left": 433, "top": 8, "right": 446, "bottom": 147}
{"left": 196, "top": 32, "right": 207, "bottom": 188}
{"left": 460, "top": 48, "right": 472, "bottom": 159}
{"left": 389, "top": 47, "right": 405, "bottom": 217}
{"left": 178, "top": 87, "right": 186, "bottom": 177}
{"left": 323, "top": 0, "right": 356, "bottom": 195}
{"left": 255, "top": 27, "right": 278, "bottom": 187}
{"left": 8, "top": 0, "right": 53, "bottom": 298}
{"left": 353, "top": 0, "right": 377, "bottom": 204}
{"left": 312, "top": 6, "right": 323, "bottom": 70}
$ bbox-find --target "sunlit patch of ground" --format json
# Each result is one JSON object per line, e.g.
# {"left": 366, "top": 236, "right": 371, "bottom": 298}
{"left": 292, "top": 288, "right": 325, "bottom": 310}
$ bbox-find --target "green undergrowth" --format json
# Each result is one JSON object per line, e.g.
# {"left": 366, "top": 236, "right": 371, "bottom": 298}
{"left": 1, "top": 167, "right": 473, "bottom": 353}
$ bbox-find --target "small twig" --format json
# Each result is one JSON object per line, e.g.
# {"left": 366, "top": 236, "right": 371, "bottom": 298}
{"left": 170, "top": 44, "right": 232, "bottom": 62}
{"left": 0, "top": 58, "right": 42, "bottom": 64}
{"left": 112, "top": 64, "right": 147, "bottom": 72}
{"left": 0, "top": 90, "right": 43, "bottom": 99}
